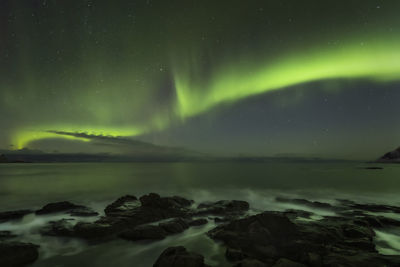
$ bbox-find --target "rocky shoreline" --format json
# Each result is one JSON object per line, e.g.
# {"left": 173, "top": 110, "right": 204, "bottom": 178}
{"left": 1, "top": 193, "right": 400, "bottom": 266}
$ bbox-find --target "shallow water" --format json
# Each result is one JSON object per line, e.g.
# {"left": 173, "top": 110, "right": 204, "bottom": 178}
{"left": 0, "top": 162, "right": 399, "bottom": 266}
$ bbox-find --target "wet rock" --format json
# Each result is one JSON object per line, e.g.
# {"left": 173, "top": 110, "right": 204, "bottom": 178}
{"left": 208, "top": 209, "right": 400, "bottom": 266}
{"left": 323, "top": 252, "right": 400, "bottom": 266}
{"left": 69, "top": 207, "right": 99, "bottom": 217}
{"left": 140, "top": 193, "right": 193, "bottom": 209}
{"left": 0, "top": 210, "right": 32, "bottom": 222}
{"left": 275, "top": 197, "right": 333, "bottom": 210}
{"left": 208, "top": 211, "right": 299, "bottom": 262}
{"left": 0, "top": 241, "right": 39, "bottom": 267}
{"left": 233, "top": 258, "right": 269, "bottom": 267}
{"left": 120, "top": 225, "right": 167, "bottom": 241}
{"left": 104, "top": 195, "right": 139, "bottom": 216}
{"left": 195, "top": 200, "right": 249, "bottom": 216}
{"left": 41, "top": 219, "right": 75, "bottom": 236}
{"left": 351, "top": 203, "right": 400, "bottom": 213}
{"left": 73, "top": 220, "right": 116, "bottom": 239}
{"left": 273, "top": 258, "right": 306, "bottom": 267}
{"left": 153, "top": 246, "right": 210, "bottom": 267}
{"left": 159, "top": 218, "right": 189, "bottom": 234}
{"left": 0, "top": 231, "right": 16, "bottom": 240}
{"left": 188, "top": 218, "right": 208, "bottom": 226}
{"left": 106, "top": 193, "right": 192, "bottom": 224}
{"left": 283, "top": 209, "right": 313, "bottom": 220}
{"left": 226, "top": 247, "right": 247, "bottom": 262}
{"left": 35, "top": 201, "right": 98, "bottom": 216}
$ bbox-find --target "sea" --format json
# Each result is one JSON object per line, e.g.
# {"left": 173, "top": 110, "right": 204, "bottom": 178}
{"left": 0, "top": 162, "right": 399, "bottom": 266}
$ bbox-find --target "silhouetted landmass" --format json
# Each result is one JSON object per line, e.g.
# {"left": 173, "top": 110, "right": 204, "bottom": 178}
{"left": 0, "top": 153, "right": 30, "bottom": 163}
{"left": 0, "top": 149, "right": 352, "bottom": 163}
{"left": 376, "top": 147, "right": 400, "bottom": 163}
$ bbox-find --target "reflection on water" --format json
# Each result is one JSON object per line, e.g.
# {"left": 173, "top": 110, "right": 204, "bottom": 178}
{"left": 1, "top": 162, "right": 400, "bottom": 211}
{"left": 0, "top": 162, "right": 400, "bottom": 266}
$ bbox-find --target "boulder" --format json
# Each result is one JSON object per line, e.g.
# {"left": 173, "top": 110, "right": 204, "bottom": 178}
{"left": 0, "top": 231, "right": 16, "bottom": 240}
{"left": 73, "top": 221, "right": 116, "bottom": 239}
{"left": 273, "top": 258, "right": 307, "bottom": 267}
{"left": 35, "top": 201, "right": 98, "bottom": 216}
{"left": 120, "top": 225, "right": 167, "bottom": 241}
{"left": 233, "top": 258, "right": 269, "bottom": 267}
{"left": 0, "top": 242, "right": 39, "bottom": 267}
{"left": 104, "top": 195, "right": 139, "bottom": 216}
{"left": 226, "top": 247, "right": 247, "bottom": 262}
{"left": 207, "top": 209, "right": 400, "bottom": 265}
{"left": 40, "top": 219, "right": 75, "bottom": 236}
{"left": 153, "top": 246, "right": 210, "bottom": 267}
{"left": 195, "top": 200, "right": 249, "bottom": 216}
{"left": 159, "top": 218, "right": 189, "bottom": 234}
{"left": 275, "top": 197, "right": 333, "bottom": 210}
{"left": 0, "top": 210, "right": 32, "bottom": 222}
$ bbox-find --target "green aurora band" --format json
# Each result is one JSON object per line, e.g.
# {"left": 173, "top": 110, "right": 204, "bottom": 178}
{"left": 14, "top": 35, "right": 400, "bottom": 149}
{"left": 174, "top": 37, "right": 400, "bottom": 118}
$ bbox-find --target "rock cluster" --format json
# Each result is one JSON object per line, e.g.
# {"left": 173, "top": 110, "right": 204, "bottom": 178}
{"left": 1, "top": 193, "right": 400, "bottom": 266}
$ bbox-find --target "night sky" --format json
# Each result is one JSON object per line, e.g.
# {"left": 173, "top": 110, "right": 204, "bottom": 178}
{"left": 1, "top": 0, "right": 399, "bottom": 159}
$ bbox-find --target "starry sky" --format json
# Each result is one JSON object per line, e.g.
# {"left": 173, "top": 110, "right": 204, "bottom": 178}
{"left": 1, "top": 0, "right": 400, "bottom": 160}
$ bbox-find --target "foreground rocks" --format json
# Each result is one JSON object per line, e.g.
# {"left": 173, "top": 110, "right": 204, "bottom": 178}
{"left": 35, "top": 201, "right": 99, "bottom": 217}
{"left": 0, "top": 242, "right": 39, "bottom": 267}
{"left": 208, "top": 211, "right": 400, "bottom": 266}
{"left": 2, "top": 193, "right": 400, "bottom": 266}
{"left": 153, "top": 246, "right": 211, "bottom": 267}
{"left": 55, "top": 193, "right": 246, "bottom": 240}
{"left": 0, "top": 210, "right": 32, "bottom": 223}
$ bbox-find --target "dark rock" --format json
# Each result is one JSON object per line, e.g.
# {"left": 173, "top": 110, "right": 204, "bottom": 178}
{"left": 104, "top": 195, "right": 139, "bottom": 216}
{"left": 233, "top": 258, "right": 269, "bottom": 267}
{"left": 283, "top": 209, "right": 313, "bottom": 220}
{"left": 208, "top": 212, "right": 299, "bottom": 261}
{"left": 0, "top": 210, "right": 31, "bottom": 222}
{"left": 273, "top": 258, "right": 306, "bottom": 267}
{"left": 275, "top": 197, "right": 333, "bottom": 210}
{"left": 195, "top": 200, "right": 249, "bottom": 216}
{"left": 36, "top": 201, "right": 98, "bottom": 216}
{"left": 73, "top": 220, "right": 116, "bottom": 239}
{"left": 0, "top": 231, "right": 16, "bottom": 240}
{"left": 306, "top": 252, "right": 322, "bottom": 267}
{"left": 64, "top": 194, "right": 193, "bottom": 240}
{"left": 0, "top": 241, "right": 39, "bottom": 267}
{"left": 346, "top": 203, "right": 400, "bottom": 214}
{"left": 153, "top": 246, "right": 210, "bottom": 267}
{"left": 207, "top": 209, "right": 400, "bottom": 265}
{"left": 120, "top": 225, "right": 167, "bottom": 241}
{"left": 226, "top": 247, "right": 247, "bottom": 262}
{"left": 159, "top": 218, "right": 189, "bottom": 234}
{"left": 140, "top": 193, "right": 193, "bottom": 209}
{"left": 323, "top": 252, "right": 400, "bottom": 266}
{"left": 364, "top": 167, "right": 383, "bottom": 170}
{"left": 41, "top": 219, "right": 75, "bottom": 236}
{"left": 69, "top": 207, "right": 99, "bottom": 217}
{"left": 188, "top": 218, "right": 208, "bottom": 226}
{"left": 377, "top": 146, "right": 400, "bottom": 163}
{"left": 105, "top": 193, "right": 192, "bottom": 224}
{"left": 36, "top": 201, "right": 82, "bottom": 214}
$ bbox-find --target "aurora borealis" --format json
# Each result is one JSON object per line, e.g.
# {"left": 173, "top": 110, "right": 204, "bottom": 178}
{"left": 1, "top": 0, "right": 400, "bottom": 159}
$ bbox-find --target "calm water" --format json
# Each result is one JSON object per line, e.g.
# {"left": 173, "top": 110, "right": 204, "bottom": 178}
{"left": 0, "top": 162, "right": 400, "bottom": 266}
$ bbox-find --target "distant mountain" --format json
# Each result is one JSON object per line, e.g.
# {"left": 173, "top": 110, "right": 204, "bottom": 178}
{"left": 377, "top": 147, "right": 400, "bottom": 163}
{"left": 0, "top": 154, "right": 8, "bottom": 163}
